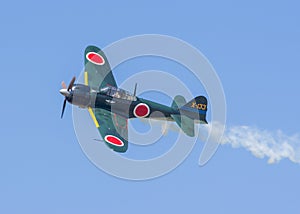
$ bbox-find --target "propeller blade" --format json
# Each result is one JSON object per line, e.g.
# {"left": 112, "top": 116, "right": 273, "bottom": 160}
{"left": 60, "top": 76, "right": 75, "bottom": 119}
{"left": 67, "top": 76, "right": 76, "bottom": 91}
{"left": 61, "top": 81, "right": 67, "bottom": 89}
{"left": 61, "top": 99, "right": 67, "bottom": 118}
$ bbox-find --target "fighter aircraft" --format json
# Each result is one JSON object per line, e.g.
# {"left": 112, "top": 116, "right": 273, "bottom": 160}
{"left": 60, "top": 46, "right": 208, "bottom": 152}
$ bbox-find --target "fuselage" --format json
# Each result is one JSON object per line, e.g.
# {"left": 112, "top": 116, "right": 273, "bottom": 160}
{"left": 95, "top": 94, "right": 177, "bottom": 119}
{"left": 68, "top": 84, "right": 178, "bottom": 120}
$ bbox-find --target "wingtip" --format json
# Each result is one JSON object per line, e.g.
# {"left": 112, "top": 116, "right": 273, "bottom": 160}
{"left": 85, "top": 45, "right": 101, "bottom": 53}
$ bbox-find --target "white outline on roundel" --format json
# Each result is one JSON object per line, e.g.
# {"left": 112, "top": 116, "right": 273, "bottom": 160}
{"left": 133, "top": 103, "right": 150, "bottom": 118}
{"left": 104, "top": 135, "right": 124, "bottom": 147}
{"left": 86, "top": 52, "right": 105, "bottom": 65}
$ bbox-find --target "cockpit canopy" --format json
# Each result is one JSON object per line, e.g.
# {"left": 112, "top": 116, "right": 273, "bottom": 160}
{"left": 100, "top": 86, "right": 137, "bottom": 101}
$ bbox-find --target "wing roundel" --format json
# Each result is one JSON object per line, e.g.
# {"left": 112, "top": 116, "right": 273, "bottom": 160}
{"left": 84, "top": 45, "right": 117, "bottom": 90}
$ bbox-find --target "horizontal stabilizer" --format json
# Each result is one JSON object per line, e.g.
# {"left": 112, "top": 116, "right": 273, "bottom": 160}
{"left": 170, "top": 114, "right": 195, "bottom": 137}
{"left": 171, "top": 95, "right": 195, "bottom": 137}
{"left": 171, "top": 95, "right": 187, "bottom": 109}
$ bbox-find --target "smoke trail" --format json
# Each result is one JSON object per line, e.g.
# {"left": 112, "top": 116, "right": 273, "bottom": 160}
{"left": 218, "top": 125, "right": 300, "bottom": 164}
{"left": 142, "top": 120, "right": 300, "bottom": 164}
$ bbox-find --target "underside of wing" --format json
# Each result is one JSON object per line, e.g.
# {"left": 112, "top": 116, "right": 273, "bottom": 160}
{"left": 84, "top": 45, "right": 117, "bottom": 90}
{"left": 94, "top": 109, "right": 128, "bottom": 153}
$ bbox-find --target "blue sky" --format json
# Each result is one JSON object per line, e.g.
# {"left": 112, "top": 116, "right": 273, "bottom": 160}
{"left": 1, "top": 0, "right": 300, "bottom": 213}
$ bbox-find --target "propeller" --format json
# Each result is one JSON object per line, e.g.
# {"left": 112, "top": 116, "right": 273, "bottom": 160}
{"left": 61, "top": 99, "right": 67, "bottom": 118}
{"left": 67, "top": 76, "right": 76, "bottom": 91}
{"left": 60, "top": 76, "right": 76, "bottom": 118}
{"left": 61, "top": 81, "right": 67, "bottom": 89}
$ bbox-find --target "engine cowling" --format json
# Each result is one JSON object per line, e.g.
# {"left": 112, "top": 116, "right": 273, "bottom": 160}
{"left": 71, "top": 84, "right": 91, "bottom": 108}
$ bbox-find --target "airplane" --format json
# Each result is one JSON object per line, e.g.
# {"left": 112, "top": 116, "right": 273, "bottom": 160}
{"left": 60, "top": 46, "right": 208, "bottom": 152}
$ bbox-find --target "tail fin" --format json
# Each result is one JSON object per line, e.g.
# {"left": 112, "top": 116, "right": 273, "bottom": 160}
{"left": 170, "top": 95, "right": 208, "bottom": 137}
{"left": 179, "top": 96, "right": 208, "bottom": 124}
{"left": 171, "top": 95, "right": 208, "bottom": 123}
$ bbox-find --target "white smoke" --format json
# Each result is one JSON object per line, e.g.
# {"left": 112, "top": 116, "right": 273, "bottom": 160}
{"left": 204, "top": 123, "right": 300, "bottom": 164}
{"left": 141, "top": 119, "right": 300, "bottom": 164}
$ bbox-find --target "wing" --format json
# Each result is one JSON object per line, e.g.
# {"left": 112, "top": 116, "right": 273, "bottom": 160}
{"left": 84, "top": 45, "right": 117, "bottom": 89}
{"left": 83, "top": 48, "right": 128, "bottom": 152}
{"left": 94, "top": 108, "right": 128, "bottom": 153}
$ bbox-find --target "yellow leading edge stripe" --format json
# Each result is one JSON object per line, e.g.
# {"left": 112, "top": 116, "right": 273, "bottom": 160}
{"left": 88, "top": 108, "right": 99, "bottom": 128}
{"left": 84, "top": 71, "right": 100, "bottom": 128}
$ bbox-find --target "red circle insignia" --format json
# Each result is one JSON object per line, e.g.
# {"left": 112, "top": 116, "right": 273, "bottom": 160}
{"left": 104, "top": 135, "right": 124, "bottom": 147}
{"left": 133, "top": 103, "right": 150, "bottom": 118}
{"left": 86, "top": 52, "right": 105, "bottom": 65}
